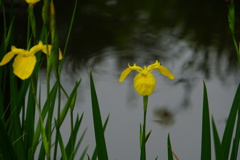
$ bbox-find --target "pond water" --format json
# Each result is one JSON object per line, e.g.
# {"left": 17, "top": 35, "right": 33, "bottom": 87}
{"left": 2, "top": 0, "right": 240, "bottom": 159}
{"left": 44, "top": 43, "right": 239, "bottom": 160}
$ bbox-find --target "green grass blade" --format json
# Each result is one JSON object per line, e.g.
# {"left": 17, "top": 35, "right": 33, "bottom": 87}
{"left": 145, "top": 130, "right": 152, "bottom": 143}
{"left": 167, "top": 134, "right": 174, "bottom": 160}
{"left": 228, "top": 1, "right": 240, "bottom": 63}
{"left": 28, "top": 5, "right": 36, "bottom": 39}
{"left": 37, "top": 144, "right": 46, "bottom": 160}
{"left": 211, "top": 116, "right": 224, "bottom": 160}
{"left": 229, "top": 103, "right": 240, "bottom": 160}
{"left": 24, "top": 81, "right": 37, "bottom": 158}
{"left": 59, "top": 80, "right": 81, "bottom": 126}
{"left": 42, "top": 0, "right": 50, "bottom": 25}
{"left": 9, "top": 76, "right": 26, "bottom": 160}
{"left": 90, "top": 70, "right": 108, "bottom": 160}
{"left": 31, "top": 82, "right": 58, "bottom": 154}
{"left": 79, "top": 146, "right": 89, "bottom": 160}
{"left": 61, "top": 0, "right": 78, "bottom": 67}
{"left": 74, "top": 128, "right": 88, "bottom": 159}
{"left": 91, "top": 114, "right": 110, "bottom": 160}
{"left": 56, "top": 124, "right": 68, "bottom": 160}
{"left": 221, "top": 84, "right": 240, "bottom": 159}
{"left": 201, "top": 82, "right": 211, "bottom": 160}
{"left": 4, "top": 19, "right": 14, "bottom": 50}
{"left": 65, "top": 113, "right": 84, "bottom": 159}
{"left": 0, "top": 119, "right": 18, "bottom": 160}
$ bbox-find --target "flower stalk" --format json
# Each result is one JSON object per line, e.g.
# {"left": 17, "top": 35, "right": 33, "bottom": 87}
{"left": 140, "top": 95, "right": 148, "bottom": 160}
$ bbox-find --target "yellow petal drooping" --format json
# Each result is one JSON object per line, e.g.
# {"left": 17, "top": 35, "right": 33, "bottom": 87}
{"left": 41, "top": 45, "right": 63, "bottom": 60}
{"left": 13, "top": 54, "right": 37, "bottom": 80}
{"left": 0, "top": 51, "right": 16, "bottom": 66}
{"left": 119, "top": 67, "right": 133, "bottom": 82}
{"left": 0, "top": 46, "right": 26, "bottom": 66}
{"left": 119, "top": 63, "right": 143, "bottom": 82}
{"left": 157, "top": 66, "right": 174, "bottom": 80}
{"left": 29, "top": 41, "right": 43, "bottom": 54}
{"left": 134, "top": 72, "right": 156, "bottom": 96}
{"left": 25, "top": 0, "right": 41, "bottom": 5}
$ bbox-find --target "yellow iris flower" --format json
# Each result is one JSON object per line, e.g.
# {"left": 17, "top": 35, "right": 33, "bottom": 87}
{"left": 0, "top": 41, "right": 62, "bottom": 80}
{"left": 25, "top": 0, "right": 41, "bottom": 5}
{"left": 119, "top": 60, "right": 174, "bottom": 96}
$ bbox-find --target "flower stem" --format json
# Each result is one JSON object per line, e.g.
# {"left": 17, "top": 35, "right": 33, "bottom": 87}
{"left": 140, "top": 95, "right": 148, "bottom": 160}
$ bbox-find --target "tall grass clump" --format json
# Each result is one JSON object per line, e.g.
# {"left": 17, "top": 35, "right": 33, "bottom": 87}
{"left": 201, "top": 82, "right": 240, "bottom": 160}
{"left": 0, "top": 0, "right": 88, "bottom": 159}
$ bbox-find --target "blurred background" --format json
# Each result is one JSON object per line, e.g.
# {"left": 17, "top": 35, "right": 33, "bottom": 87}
{"left": 1, "top": 0, "right": 240, "bottom": 159}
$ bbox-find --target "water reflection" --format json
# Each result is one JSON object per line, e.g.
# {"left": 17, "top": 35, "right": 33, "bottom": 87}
{"left": 2, "top": 0, "right": 239, "bottom": 74}
{"left": 153, "top": 107, "right": 175, "bottom": 127}
{"left": 2, "top": 0, "right": 240, "bottom": 134}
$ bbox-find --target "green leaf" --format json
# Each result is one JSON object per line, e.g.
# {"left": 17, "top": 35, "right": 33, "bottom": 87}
{"left": 65, "top": 113, "right": 84, "bottom": 159}
{"left": 75, "top": 128, "right": 88, "bottom": 159}
{"left": 31, "top": 82, "right": 58, "bottom": 154}
{"left": 145, "top": 130, "right": 152, "bottom": 143}
{"left": 0, "top": 119, "right": 18, "bottom": 160}
{"left": 28, "top": 5, "right": 36, "bottom": 39}
{"left": 51, "top": 33, "right": 60, "bottom": 78}
{"left": 56, "top": 123, "right": 68, "bottom": 160}
{"left": 229, "top": 101, "right": 240, "bottom": 160}
{"left": 79, "top": 146, "right": 88, "bottom": 160}
{"left": 201, "top": 82, "right": 211, "bottom": 160}
{"left": 59, "top": 80, "right": 81, "bottom": 126}
{"left": 221, "top": 84, "right": 240, "bottom": 159}
{"left": 24, "top": 85, "right": 36, "bottom": 157}
{"left": 91, "top": 114, "right": 110, "bottom": 160}
{"left": 228, "top": 1, "right": 235, "bottom": 34}
{"left": 4, "top": 17, "right": 14, "bottom": 50}
{"left": 228, "top": 1, "right": 240, "bottom": 63}
{"left": 61, "top": 0, "right": 78, "bottom": 69}
{"left": 90, "top": 70, "right": 108, "bottom": 160}
{"left": 211, "top": 116, "right": 224, "bottom": 160}
{"left": 167, "top": 134, "right": 174, "bottom": 160}
{"left": 42, "top": 0, "right": 50, "bottom": 25}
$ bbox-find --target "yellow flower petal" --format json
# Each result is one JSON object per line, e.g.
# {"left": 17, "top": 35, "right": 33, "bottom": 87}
{"left": 58, "top": 49, "right": 63, "bottom": 60}
{"left": 157, "top": 66, "right": 174, "bottom": 80}
{"left": 29, "top": 41, "right": 43, "bottom": 54}
{"left": 147, "top": 60, "right": 160, "bottom": 72}
{"left": 25, "top": 0, "right": 41, "bottom": 4}
{"left": 41, "top": 45, "right": 52, "bottom": 55}
{"left": 134, "top": 72, "right": 156, "bottom": 96}
{"left": 0, "top": 46, "right": 26, "bottom": 66}
{"left": 13, "top": 54, "right": 36, "bottom": 80}
{"left": 41, "top": 45, "right": 63, "bottom": 60}
{"left": 119, "top": 60, "right": 174, "bottom": 96}
{"left": 129, "top": 63, "right": 143, "bottom": 72}
{"left": 119, "top": 63, "right": 143, "bottom": 82}
{"left": 0, "top": 51, "right": 16, "bottom": 66}
{"left": 119, "top": 67, "right": 133, "bottom": 82}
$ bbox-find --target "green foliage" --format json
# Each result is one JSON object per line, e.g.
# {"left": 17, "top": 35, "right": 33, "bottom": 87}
{"left": 203, "top": 83, "right": 240, "bottom": 160}
{"left": 201, "top": 82, "right": 211, "bottom": 160}
{"left": 90, "top": 70, "right": 109, "bottom": 160}
{"left": 167, "top": 134, "right": 174, "bottom": 160}
{"left": 0, "top": 0, "right": 87, "bottom": 160}
{"left": 228, "top": 1, "right": 240, "bottom": 64}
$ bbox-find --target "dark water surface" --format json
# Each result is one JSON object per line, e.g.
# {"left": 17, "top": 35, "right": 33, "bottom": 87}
{"left": 2, "top": 0, "right": 240, "bottom": 159}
